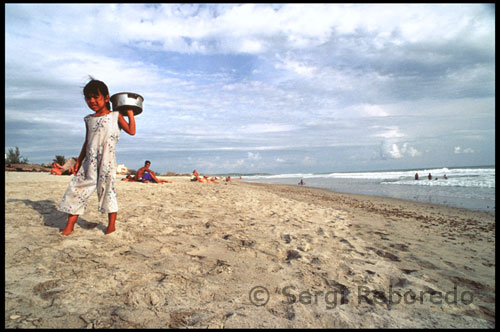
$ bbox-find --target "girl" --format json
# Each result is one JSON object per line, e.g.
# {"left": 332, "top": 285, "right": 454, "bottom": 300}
{"left": 58, "top": 79, "right": 136, "bottom": 235}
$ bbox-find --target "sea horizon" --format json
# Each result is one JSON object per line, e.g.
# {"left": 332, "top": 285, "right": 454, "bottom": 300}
{"left": 216, "top": 164, "right": 495, "bottom": 177}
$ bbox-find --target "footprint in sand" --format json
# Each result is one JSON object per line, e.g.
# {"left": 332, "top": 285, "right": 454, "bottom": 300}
{"left": 400, "top": 268, "right": 418, "bottom": 275}
{"left": 338, "top": 238, "right": 355, "bottom": 249}
{"left": 281, "top": 234, "right": 292, "bottom": 244}
{"left": 388, "top": 243, "right": 409, "bottom": 252}
{"left": 285, "top": 250, "right": 302, "bottom": 262}
{"left": 390, "top": 276, "right": 411, "bottom": 288}
{"left": 366, "top": 247, "right": 401, "bottom": 262}
{"left": 33, "top": 279, "right": 63, "bottom": 301}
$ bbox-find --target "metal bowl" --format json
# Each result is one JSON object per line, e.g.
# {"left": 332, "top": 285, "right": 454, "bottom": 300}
{"left": 110, "top": 92, "right": 144, "bottom": 116}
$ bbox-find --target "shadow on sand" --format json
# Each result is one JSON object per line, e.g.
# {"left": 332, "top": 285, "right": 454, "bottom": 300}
{"left": 7, "top": 199, "right": 107, "bottom": 234}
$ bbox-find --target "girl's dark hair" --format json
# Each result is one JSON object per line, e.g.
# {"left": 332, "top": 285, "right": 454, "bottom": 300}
{"left": 83, "top": 77, "right": 111, "bottom": 110}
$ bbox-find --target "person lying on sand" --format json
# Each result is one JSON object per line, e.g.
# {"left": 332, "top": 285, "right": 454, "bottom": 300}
{"left": 133, "top": 160, "right": 171, "bottom": 183}
{"left": 191, "top": 170, "right": 207, "bottom": 182}
{"left": 122, "top": 175, "right": 137, "bottom": 182}
{"left": 204, "top": 175, "right": 219, "bottom": 183}
{"left": 191, "top": 170, "right": 219, "bottom": 183}
{"left": 50, "top": 162, "right": 65, "bottom": 175}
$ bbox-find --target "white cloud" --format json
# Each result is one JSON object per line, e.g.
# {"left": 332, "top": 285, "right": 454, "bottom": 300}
{"left": 239, "top": 123, "right": 299, "bottom": 134}
{"left": 454, "top": 146, "right": 475, "bottom": 154}
{"left": 247, "top": 152, "right": 261, "bottom": 160}
{"left": 240, "top": 39, "right": 263, "bottom": 53}
{"left": 5, "top": 4, "right": 494, "bottom": 172}
{"left": 379, "top": 141, "right": 421, "bottom": 160}
{"left": 344, "top": 104, "right": 390, "bottom": 118}
{"left": 360, "top": 104, "right": 389, "bottom": 117}
{"left": 302, "top": 156, "right": 316, "bottom": 165}
{"left": 274, "top": 54, "right": 317, "bottom": 77}
{"left": 6, "top": 4, "right": 494, "bottom": 56}
{"left": 373, "top": 126, "right": 405, "bottom": 139}
{"left": 387, "top": 143, "right": 403, "bottom": 159}
{"left": 401, "top": 143, "right": 421, "bottom": 157}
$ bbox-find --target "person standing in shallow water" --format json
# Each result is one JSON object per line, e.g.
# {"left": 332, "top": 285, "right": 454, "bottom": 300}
{"left": 57, "top": 79, "right": 136, "bottom": 235}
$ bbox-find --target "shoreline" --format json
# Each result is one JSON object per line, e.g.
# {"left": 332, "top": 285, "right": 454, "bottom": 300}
{"left": 244, "top": 181, "right": 496, "bottom": 217}
{"left": 5, "top": 172, "right": 495, "bottom": 328}
{"left": 243, "top": 177, "right": 495, "bottom": 215}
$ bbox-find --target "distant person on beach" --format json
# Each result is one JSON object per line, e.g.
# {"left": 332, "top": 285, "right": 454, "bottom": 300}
{"left": 428, "top": 173, "right": 432, "bottom": 180}
{"left": 204, "top": 175, "right": 219, "bottom": 183}
{"left": 134, "top": 160, "right": 170, "bottom": 183}
{"left": 298, "top": 179, "right": 306, "bottom": 186}
{"left": 191, "top": 170, "right": 218, "bottom": 183}
{"left": 58, "top": 78, "right": 136, "bottom": 236}
{"left": 191, "top": 170, "right": 206, "bottom": 182}
{"left": 50, "top": 162, "right": 65, "bottom": 175}
{"left": 51, "top": 162, "right": 75, "bottom": 175}
{"left": 122, "top": 175, "right": 135, "bottom": 182}
{"left": 414, "top": 173, "right": 419, "bottom": 180}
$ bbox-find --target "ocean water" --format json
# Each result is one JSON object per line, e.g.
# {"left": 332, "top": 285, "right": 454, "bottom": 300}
{"left": 243, "top": 166, "right": 495, "bottom": 214}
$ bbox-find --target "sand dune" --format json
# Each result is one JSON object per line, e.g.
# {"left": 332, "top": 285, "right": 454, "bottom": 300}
{"left": 4, "top": 171, "right": 495, "bottom": 328}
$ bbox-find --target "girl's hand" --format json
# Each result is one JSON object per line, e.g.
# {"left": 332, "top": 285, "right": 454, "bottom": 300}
{"left": 118, "top": 110, "right": 136, "bottom": 135}
{"left": 70, "top": 160, "right": 81, "bottom": 175}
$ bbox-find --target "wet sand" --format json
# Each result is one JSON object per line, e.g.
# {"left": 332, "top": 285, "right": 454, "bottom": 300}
{"left": 4, "top": 171, "right": 495, "bottom": 328}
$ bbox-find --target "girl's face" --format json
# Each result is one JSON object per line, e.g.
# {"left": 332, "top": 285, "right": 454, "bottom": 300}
{"left": 85, "top": 91, "right": 109, "bottom": 113}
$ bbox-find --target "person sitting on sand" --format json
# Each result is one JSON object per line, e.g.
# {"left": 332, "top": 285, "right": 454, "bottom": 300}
{"left": 298, "top": 179, "right": 306, "bottom": 186}
{"left": 50, "top": 162, "right": 65, "bottom": 175}
{"left": 225, "top": 176, "right": 232, "bottom": 182}
{"left": 134, "top": 160, "right": 171, "bottom": 183}
{"left": 50, "top": 162, "right": 73, "bottom": 175}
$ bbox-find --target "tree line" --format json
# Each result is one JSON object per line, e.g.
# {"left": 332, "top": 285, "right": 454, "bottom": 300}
{"left": 5, "top": 146, "right": 70, "bottom": 166}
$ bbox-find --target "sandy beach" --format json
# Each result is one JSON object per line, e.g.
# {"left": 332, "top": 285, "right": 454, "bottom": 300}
{"left": 4, "top": 171, "right": 495, "bottom": 328}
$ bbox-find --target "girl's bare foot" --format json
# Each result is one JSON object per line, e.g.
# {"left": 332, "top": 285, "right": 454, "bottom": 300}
{"left": 61, "top": 227, "right": 74, "bottom": 236}
{"left": 106, "top": 212, "right": 117, "bottom": 234}
{"left": 105, "top": 225, "right": 115, "bottom": 234}
{"left": 61, "top": 215, "right": 78, "bottom": 236}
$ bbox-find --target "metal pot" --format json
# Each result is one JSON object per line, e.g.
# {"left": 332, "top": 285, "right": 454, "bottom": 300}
{"left": 110, "top": 92, "right": 144, "bottom": 116}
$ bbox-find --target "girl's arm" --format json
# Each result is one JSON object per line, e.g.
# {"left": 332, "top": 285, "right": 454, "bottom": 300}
{"left": 118, "top": 110, "right": 136, "bottom": 135}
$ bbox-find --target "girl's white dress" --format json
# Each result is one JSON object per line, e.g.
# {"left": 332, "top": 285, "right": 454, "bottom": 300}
{"left": 58, "top": 112, "right": 121, "bottom": 215}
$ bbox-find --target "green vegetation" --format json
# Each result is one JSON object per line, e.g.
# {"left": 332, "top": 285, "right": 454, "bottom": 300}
{"left": 5, "top": 147, "right": 29, "bottom": 164}
{"left": 53, "top": 155, "right": 66, "bottom": 165}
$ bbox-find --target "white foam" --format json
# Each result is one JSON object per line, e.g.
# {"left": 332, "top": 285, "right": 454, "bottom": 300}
{"left": 244, "top": 167, "right": 495, "bottom": 188}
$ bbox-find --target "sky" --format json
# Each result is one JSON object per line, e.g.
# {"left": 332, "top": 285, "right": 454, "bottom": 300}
{"left": 5, "top": 4, "right": 495, "bottom": 174}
